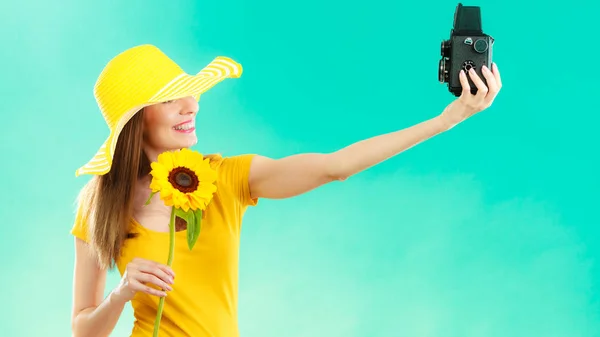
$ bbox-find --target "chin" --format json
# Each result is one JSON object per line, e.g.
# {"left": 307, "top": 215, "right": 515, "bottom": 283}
{"left": 168, "top": 129, "right": 197, "bottom": 148}
{"left": 178, "top": 136, "right": 198, "bottom": 149}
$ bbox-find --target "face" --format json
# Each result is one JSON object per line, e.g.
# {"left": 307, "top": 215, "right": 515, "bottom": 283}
{"left": 142, "top": 96, "right": 199, "bottom": 160}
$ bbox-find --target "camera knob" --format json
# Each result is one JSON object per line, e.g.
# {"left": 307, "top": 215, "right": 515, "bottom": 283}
{"left": 474, "top": 39, "right": 488, "bottom": 53}
{"left": 462, "top": 60, "right": 476, "bottom": 72}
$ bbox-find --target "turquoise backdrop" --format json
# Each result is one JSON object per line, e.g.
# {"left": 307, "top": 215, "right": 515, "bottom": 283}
{"left": 1, "top": 0, "right": 598, "bottom": 336}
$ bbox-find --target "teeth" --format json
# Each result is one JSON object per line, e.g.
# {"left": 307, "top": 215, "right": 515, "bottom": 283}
{"left": 174, "top": 122, "right": 194, "bottom": 130}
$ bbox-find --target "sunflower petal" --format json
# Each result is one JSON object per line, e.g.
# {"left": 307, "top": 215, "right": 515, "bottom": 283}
{"left": 151, "top": 165, "right": 170, "bottom": 180}
{"left": 157, "top": 151, "right": 175, "bottom": 171}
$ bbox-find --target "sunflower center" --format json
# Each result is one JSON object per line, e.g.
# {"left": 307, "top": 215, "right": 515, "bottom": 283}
{"left": 168, "top": 167, "right": 199, "bottom": 193}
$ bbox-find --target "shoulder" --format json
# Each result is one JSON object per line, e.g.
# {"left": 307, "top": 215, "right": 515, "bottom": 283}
{"left": 205, "top": 153, "right": 258, "bottom": 176}
{"left": 205, "top": 153, "right": 259, "bottom": 207}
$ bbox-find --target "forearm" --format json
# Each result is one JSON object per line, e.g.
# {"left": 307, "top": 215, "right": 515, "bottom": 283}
{"left": 72, "top": 290, "right": 127, "bottom": 337}
{"left": 248, "top": 115, "right": 452, "bottom": 199}
{"left": 329, "top": 115, "right": 450, "bottom": 179}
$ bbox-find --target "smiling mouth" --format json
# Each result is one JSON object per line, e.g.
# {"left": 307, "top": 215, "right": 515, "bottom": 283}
{"left": 173, "top": 121, "right": 195, "bottom": 132}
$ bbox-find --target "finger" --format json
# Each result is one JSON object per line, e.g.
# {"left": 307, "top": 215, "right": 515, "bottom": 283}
{"left": 481, "top": 65, "right": 498, "bottom": 97}
{"left": 136, "top": 258, "right": 175, "bottom": 278}
{"left": 136, "top": 272, "right": 174, "bottom": 291}
{"left": 159, "top": 264, "right": 176, "bottom": 279}
{"left": 492, "top": 62, "right": 502, "bottom": 88}
{"left": 135, "top": 263, "right": 175, "bottom": 285}
{"left": 459, "top": 70, "right": 471, "bottom": 98}
{"left": 131, "top": 280, "right": 168, "bottom": 297}
{"left": 468, "top": 68, "right": 488, "bottom": 101}
{"left": 151, "top": 261, "right": 176, "bottom": 278}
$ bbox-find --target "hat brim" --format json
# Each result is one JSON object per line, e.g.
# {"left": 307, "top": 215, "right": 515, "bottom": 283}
{"left": 75, "top": 56, "right": 242, "bottom": 177}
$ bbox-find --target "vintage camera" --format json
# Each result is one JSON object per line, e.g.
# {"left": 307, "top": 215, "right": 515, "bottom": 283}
{"left": 438, "top": 3, "right": 494, "bottom": 96}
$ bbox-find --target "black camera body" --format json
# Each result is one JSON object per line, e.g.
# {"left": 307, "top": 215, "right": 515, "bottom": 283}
{"left": 438, "top": 3, "right": 494, "bottom": 96}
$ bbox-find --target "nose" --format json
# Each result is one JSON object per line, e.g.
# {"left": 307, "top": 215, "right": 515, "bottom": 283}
{"left": 179, "top": 96, "right": 199, "bottom": 115}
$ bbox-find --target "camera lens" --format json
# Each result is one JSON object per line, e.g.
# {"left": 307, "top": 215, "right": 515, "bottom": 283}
{"left": 440, "top": 40, "right": 451, "bottom": 57}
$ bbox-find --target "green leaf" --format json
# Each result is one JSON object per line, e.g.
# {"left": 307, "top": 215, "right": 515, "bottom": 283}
{"left": 186, "top": 210, "right": 196, "bottom": 250}
{"left": 174, "top": 208, "right": 191, "bottom": 223}
{"left": 187, "top": 209, "right": 203, "bottom": 250}
{"left": 170, "top": 208, "right": 203, "bottom": 250}
{"left": 144, "top": 191, "right": 157, "bottom": 205}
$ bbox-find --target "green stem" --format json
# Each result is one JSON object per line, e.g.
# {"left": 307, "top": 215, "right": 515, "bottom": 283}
{"left": 153, "top": 206, "right": 176, "bottom": 337}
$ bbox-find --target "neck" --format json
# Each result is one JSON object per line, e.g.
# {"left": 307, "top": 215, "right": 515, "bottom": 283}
{"left": 144, "top": 147, "right": 161, "bottom": 163}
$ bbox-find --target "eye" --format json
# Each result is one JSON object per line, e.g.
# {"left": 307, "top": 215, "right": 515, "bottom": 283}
{"left": 163, "top": 100, "right": 175, "bottom": 104}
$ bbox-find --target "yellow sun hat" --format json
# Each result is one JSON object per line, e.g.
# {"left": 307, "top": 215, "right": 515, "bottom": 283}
{"left": 75, "top": 44, "right": 243, "bottom": 177}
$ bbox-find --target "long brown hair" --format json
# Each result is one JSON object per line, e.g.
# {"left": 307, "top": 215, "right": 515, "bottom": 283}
{"left": 77, "top": 110, "right": 150, "bottom": 270}
{"left": 77, "top": 109, "right": 222, "bottom": 270}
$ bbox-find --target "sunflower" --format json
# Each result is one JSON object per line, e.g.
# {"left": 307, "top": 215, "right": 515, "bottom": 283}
{"left": 149, "top": 148, "right": 217, "bottom": 213}
{"left": 146, "top": 148, "right": 218, "bottom": 336}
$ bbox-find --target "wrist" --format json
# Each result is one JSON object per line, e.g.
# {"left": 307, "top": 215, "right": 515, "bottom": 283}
{"left": 434, "top": 114, "right": 456, "bottom": 132}
{"left": 109, "top": 287, "right": 130, "bottom": 307}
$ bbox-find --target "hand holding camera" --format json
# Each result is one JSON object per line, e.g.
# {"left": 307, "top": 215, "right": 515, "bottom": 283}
{"left": 439, "top": 61, "right": 502, "bottom": 128}
{"left": 437, "top": 3, "right": 502, "bottom": 128}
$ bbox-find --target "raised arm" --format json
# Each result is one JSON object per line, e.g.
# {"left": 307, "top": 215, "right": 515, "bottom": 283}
{"left": 248, "top": 64, "right": 502, "bottom": 199}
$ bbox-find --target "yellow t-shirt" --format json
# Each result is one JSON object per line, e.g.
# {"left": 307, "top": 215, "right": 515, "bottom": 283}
{"left": 71, "top": 154, "right": 258, "bottom": 337}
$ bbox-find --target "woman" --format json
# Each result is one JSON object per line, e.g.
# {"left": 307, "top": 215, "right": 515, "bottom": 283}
{"left": 71, "top": 45, "right": 502, "bottom": 337}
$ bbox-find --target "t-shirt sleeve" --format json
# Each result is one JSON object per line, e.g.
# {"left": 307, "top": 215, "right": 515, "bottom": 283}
{"left": 220, "top": 154, "right": 259, "bottom": 208}
{"left": 71, "top": 202, "right": 90, "bottom": 243}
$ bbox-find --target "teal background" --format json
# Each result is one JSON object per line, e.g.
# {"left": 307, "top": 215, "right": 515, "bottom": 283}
{"left": 1, "top": 0, "right": 599, "bottom": 336}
